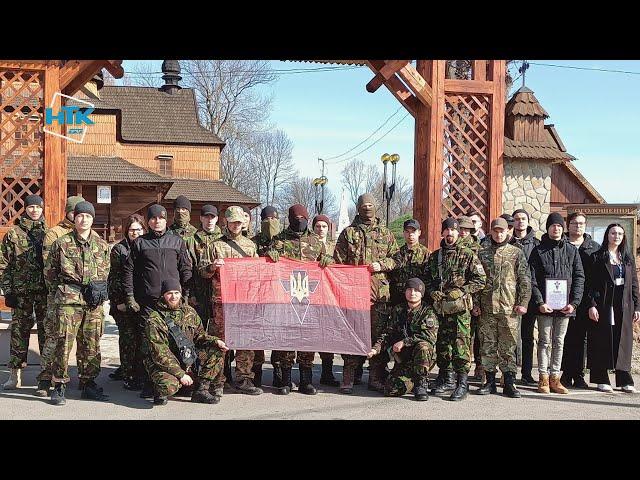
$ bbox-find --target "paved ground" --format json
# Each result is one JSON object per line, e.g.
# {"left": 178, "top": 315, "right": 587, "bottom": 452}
{"left": 1, "top": 314, "right": 639, "bottom": 420}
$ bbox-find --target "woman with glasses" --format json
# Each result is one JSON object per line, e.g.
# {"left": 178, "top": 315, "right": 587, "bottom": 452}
{"left": 587, "top": 223, "right": 640, "bottom": 393}
{"left": 107, "top": 214, "right": 146, "bottom": 390}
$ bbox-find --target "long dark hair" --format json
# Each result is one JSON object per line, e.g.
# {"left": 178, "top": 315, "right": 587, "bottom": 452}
{"left": 598, "top": 223, "right": 630, "bottom": 263}
{"left": 124, "top": 214, "right": 146, "bottom": 241}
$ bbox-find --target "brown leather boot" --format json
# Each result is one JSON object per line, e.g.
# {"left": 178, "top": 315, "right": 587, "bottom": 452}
{"left": 367, "top": 364, "right": 386, "bottom": 392}
{"left": 537, "top": 373, "right": 550, "bottom": 394}
{"left": 340, "top": 363, "right": 355, "bottom": 394}
{"left": 550, "top": 374, "right": 569, "bottom": 394}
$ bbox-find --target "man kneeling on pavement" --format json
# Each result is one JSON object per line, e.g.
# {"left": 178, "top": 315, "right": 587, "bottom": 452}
{"left": 144, "top": 279, "right": 228, "bottom": 405}
{"left": 367, "top": 278, "right": 437, "bottom": 401}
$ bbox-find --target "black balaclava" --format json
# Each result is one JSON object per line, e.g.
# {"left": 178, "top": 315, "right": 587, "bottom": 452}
{"left": 288, "top": 204, "right": 309, "bottom": 233}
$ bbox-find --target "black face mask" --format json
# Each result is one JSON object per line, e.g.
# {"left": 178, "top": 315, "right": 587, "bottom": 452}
{"left": 290, "top": 217, "right": 308, "bottom": 233}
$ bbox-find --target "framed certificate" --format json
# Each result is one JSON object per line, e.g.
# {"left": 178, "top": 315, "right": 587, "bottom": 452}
{"left": 545, "top": 279, "right": 568, "bottom": 310}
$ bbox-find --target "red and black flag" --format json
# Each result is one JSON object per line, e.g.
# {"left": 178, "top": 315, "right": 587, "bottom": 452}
{"left": 219, "top": 257, "right": 371, "bottom": 355}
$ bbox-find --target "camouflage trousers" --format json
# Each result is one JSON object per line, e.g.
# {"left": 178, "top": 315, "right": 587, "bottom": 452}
{"left": 7, "top": 291, "right": 46, "bottom": 369}
{"left": 51, "top": 304, "right": 104, "bottom": 384}
{"left": 478, "top": 313, "right": 519, "bottom": 374}
{"left": 112, "top": 308, "right": 145, "bottom": 380}
{"left": 435, "top": 310, "right": 472, "bottom": 374}
{"left": 385, "top": 341, "right": 436, "bottom": 396}
{"left": 146, "top": 339, "right": 224, "bottom": 397}
{"left": 342, "top": 303, "right": 392, "bottom": 371}
{"left": 271, "top": 350, "right": 316, "bottom": 369}
{"left": 38, "top": 292, "right": 65, "bottom": 381}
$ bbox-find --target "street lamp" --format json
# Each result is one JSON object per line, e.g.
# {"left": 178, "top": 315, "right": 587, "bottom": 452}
{"left": 382, "top": 153, "right": 399, "bottom": 226}
{"left": 313, "top": 176, "right": 328, "bottom": 214}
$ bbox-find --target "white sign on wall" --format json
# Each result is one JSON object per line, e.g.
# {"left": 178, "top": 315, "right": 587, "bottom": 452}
{"left": 97, "top": 185, "right": 111, "bottom": 204}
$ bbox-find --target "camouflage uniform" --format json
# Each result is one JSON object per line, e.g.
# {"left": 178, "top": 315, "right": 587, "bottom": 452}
{"left": 0, "top": 216, "right": 47, "bottom": 369}
{"left": 424, "top": 239, "right": 486, "bottom": 374}
{"left": 334, "top": 215, "right": 399, "bottom": 382}
{"left": 388, "top": 243, "right": 431, "bottom": 306}
{"left": 458, "top": 233, "right": 482, "bottom": 370}
{"left": 184, "top": 226, "right": 222, "bottom": 327}
{"left": 319, "top": 239, "right": 336, "bottom": 364}
{"left": 108, "top": 238, "right": 143, "bottom": 381}
{"left": 269, "top": 227, "right": 328, "bottom": 369}
{"left": 372, "top": 303, "right": 438, "bottom": 396}
{"left": 168, "top": 221, "right": 197, "bottom": 241}
{"left": 199, "top": 231, "right": 258, "bottom": 383}
{"left": 37, "top": 217, "right": 76, "bottom": 382}
{"left": 477, "top": 240, "right": 531, "bottom": 373}
{"left": 144, "top": 298, "right": 224, "bottom": 396}
{"left": 45, "top": 230, "right": 110, "bottom": 384}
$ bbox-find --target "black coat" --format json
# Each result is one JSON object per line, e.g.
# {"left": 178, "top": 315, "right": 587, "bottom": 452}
{"left": 569, "top": 233, "right": 600, "bottom": 310}
{"left": 123, "top": 229, "right": 192, "bottom": 307}
{"left": 587, "top": 250, "right": 639, "bottom": 372}
{"left": 529, "top": 234, "right": 585, "bottom": 317}
{"left": 512, "top": 226, "right": 540, "bottom": 262}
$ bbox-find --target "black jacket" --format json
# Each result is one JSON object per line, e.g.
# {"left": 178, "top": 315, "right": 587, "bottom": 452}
{"left": 511, "top": 227, "right": 540, "bottom": 262}
{"left": 123, "top": 229, "right": 192, "bottom": 307}
{"left": 529, "top": 234, "right": 585, "bottom": 316}
{"left": 567, "top": 233, "right": 600, "bottom": 309}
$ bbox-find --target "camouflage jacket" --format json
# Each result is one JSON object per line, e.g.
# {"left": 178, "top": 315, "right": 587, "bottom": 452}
{"left": 424, "top": 238, "right": 486, "bottom": 307}
{"left": 389, "top": 243, "right": 431, "bottom": 304}
{"left": 108, "top": 238, "right": 132, "bottom": 306}
{"left": 168, "top": 222, "right": 197, "bottom": 240}
{"left": 270, "top": 228, "right": 327, "bottom": 262}
{"left": 0, "top": 216, "right": 47, "bottom": 295}
{"left": 44, "top": 229, "right": 110, "bottom": 307}
{"left": 146, "top": 299, "right": 221, "bottom": 380}
{"left": 43, "top": 217, "right": 74, "bottom": 264}
{"left": 334, "top": 215, "right": 399, "bottom": 303}
{"left": 252, "top": 232, "right": 276, "bottom": 257}
{"left": 373, "top": 303, "right": 438, "bottom": 354}
{"left": 321, "top": 239, "right": 336, "bottom": 256}
{"left": 185, "top": 227, "right": 222, "bottom": 304}
{"left": 199, "top": 233, "right": 258, "bottom": 303}
{"left": 458, "top": 233, "right": 481, "bottom": 254}
{"left": 477, "top": 240, "right": 531, "bottom": 314}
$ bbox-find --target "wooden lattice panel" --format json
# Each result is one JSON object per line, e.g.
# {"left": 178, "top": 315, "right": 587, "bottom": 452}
{"left": 0, "top": 69, "right": 44, "bottom": 226}
{"left": 441, "top": 93, "right": 490, "bottom": 222}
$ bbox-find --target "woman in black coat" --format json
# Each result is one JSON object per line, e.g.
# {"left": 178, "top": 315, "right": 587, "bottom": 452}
{"left": 587, "top": 223, "right": 640, "bottom": 393}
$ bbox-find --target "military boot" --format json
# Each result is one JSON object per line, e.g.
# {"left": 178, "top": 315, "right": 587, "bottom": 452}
{"left": 223, "top": 353, "right": 234, "bottom": 386}
{"left": 503, "top": 372, "right": 521, "bottom": 398}
{"left": 354, "top": 361, "right": 364, "bottom": 385}
{"left": 234, "top": 377, "right": 263, "bottom": 395}
{"left": 123, "top": 377, "right": 143, "bottom": 391}
{"left": 191, "top": 380, "right": 220, "bottom": 404}
{"left": 81, "top": 380, "right": 109, "bottom": 401}
{"left": 431, "top": 369, "right": 456, "bottom": 394}
{"left": 34, "top": 379, "right": 51, "bottom": 397}
{"left": 276, "top": 367, "right": 292, "bottom": 395}
{"left": 272, "top": 363, "right": 283, "bottom": 389}
{"left": 449, "top": 373, "right": 469, "bottom": 401}
{"left": 299, "top": 366, "right": 317, "bottom": 395}
{"left": 367, "top": 364, "right": 387, "bottom": 392}
{"left": 140, "top": 381, "right": 154, "bottom": 399}
{"left": 108, "top": 367, "right": 124, "bottom": 380}
{"left": 153, "top": 396, "right": 168, "bottom": 406}
{"left": 2, "top": 368, "right": 21, "bottom": 390}
{"left": 339, "top": 363, "right": 355, "bottom": 394}
{"left": 413, "top": 376, "right": 429, "bottom": 401}
{"left": 252, "top": 364, "right": 263, "bottom": 388}
{"left": 477, "top": 370, "right": 497, "bottom": 395}
{"left": 319, "top": 359, "right": 340, "bottom": 387}
{"left": 50, "top": 383, "right": 66, "bottom": 406}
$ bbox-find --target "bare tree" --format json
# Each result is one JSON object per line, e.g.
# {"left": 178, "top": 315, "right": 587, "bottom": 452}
{"left": 340, "top": 159, "right": 383, "bottom": 208}
{"left": 250, "top": 129, "right": 296, "bottom": 206}
{"left": 277, "top": 175, "right": 338, "bottom": 223}
{"left": 123, "top": 61, "right": 162, "bottom": 88}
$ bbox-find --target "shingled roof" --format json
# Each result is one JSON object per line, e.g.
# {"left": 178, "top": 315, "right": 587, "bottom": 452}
{"left": 505, "top": 86, "right": 549, "bottom": 118}
{"left": 164, "top": 178, "right": 258, "bottom": 206}
{"left": 67, "top": 156, "right": 174, "bottom": 184}
{"left": 71, "top": 86, "right": 225, "bottom": 146}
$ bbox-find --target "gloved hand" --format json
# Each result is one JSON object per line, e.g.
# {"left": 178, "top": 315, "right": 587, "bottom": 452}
{"left": 319, "top": 255, "right": 334, "bottom": 268}
{"left": 267, "top": 249, "right": 280, "bottom": 262}
{"left": 125, "top": 294, "right": 140, "bottom": 313}
{"left": 3, "top": 292, "right": 18, "bottom": 309}
{"left": 430, "top": 291, "right": 445, "bottom": 303}
{"left": 447, "top": 288, "right": 464, "bottom": 300}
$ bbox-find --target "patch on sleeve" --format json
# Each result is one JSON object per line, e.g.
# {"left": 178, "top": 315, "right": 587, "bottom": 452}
{"left": 475, "top": 263, "right": 486, "bottom": 275}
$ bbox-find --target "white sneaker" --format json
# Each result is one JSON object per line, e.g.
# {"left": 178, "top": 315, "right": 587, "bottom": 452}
{"left": 597, "top": 383, "right": 613, "bottom": 392}
{"left": 621, "top": 385, "right": 637, "bottom": 394}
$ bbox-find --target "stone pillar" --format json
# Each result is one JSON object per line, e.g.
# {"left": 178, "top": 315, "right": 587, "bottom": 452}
{"left": 502, "top": 159, "right": 552, "bottom": 234}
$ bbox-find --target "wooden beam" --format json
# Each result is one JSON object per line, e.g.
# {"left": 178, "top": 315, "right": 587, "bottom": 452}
{"left": 43, "top": 65, "right": 66, "bottom": 228}
{"left": 413, "top": 60, "right": 431, "bottom": 246}
{"left": 104, "top": 60, "right": 124, "bottom": 79}
{"left": 444, "top": 79, "right": 494, "bottom": 95}
{"left": 366, "top": 60, "right": 410, "bottom": 93}
{"left": 365, "top": 61, "right": 418, "bottom": 117}
{"left": 472, "top": 60, "right": 487, "bottom": 81}
{"left": 396, "top": 63, "right": 433, "bottom": 107}
{"left": 488, "top": 60, "right": 506, "bottom": 222}
{"left": 62, "top": 60, "right": 105, "bottom": 95}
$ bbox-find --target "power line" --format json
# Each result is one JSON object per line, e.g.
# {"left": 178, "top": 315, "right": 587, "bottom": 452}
{"left": 327, "top": 112, "right": 411, "bottom": 166}
{"left": 123, "top": 65, "right": 363, "bottom": 77}
{"left": 323, "top": 106, "right": 404, "bottom": 162}
{"left": 527, "top": 61, "right": 640, "bottom": 76}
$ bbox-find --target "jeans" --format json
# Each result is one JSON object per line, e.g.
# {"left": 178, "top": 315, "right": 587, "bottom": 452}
{"left": 536, "top": 316, "right": 569, "bottom": 376}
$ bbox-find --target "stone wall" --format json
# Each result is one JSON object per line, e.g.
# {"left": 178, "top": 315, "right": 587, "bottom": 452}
{"left": 502, "top": 159, "right": 552, "bottom": 233}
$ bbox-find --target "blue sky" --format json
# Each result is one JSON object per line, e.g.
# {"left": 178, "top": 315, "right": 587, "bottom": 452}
{"left": 120, "top": 60, "right": 640, "bottom": 204}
